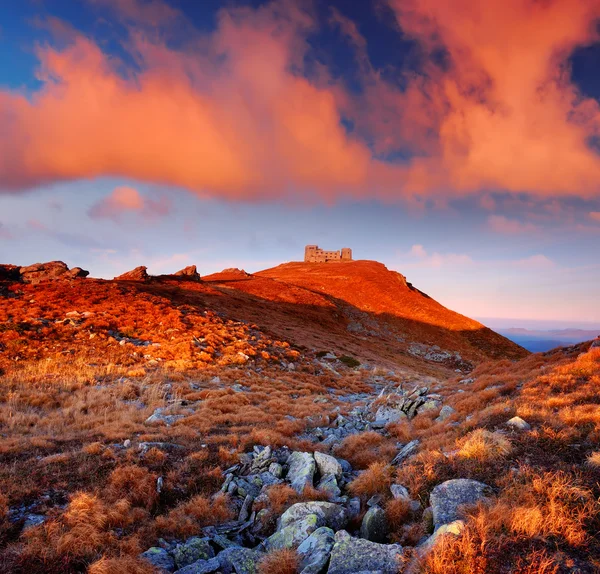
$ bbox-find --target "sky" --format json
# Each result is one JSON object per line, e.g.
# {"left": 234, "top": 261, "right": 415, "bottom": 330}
{"left": 1, "top": 0, "right": 600, "bottom": 328}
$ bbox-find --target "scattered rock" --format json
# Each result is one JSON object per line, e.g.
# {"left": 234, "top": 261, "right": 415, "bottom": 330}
{"left": 175, "top": 557, "right": 220, "bottom": 574}
{"left": 264, "top": 513, "right": 321, "bottom": 551}
{"left": 317, "top": 474, "right": 342, "bottom": 499}
{"left": 217, "top": 546, "right": 261, "bottom": 574}
{"left": 506, "top": 416, "right": 531, "bottom": 431}
{"left": 418, "top": 520, "right": 465, "bottom": 555}
{"left": 66, "top": 266, "right": 89, "bottom": 279}
{"left": 297, "top": 526, "right": 335, "bottom": 574}
{"left": 314, "top": 451, "right": 343, "bottom": 479}
{"left": 390, "top": 485, "right": 410, "bottom": 501}
{"left": 115, "top": 266, "right": 149, "bottom": 281}
{"left": 430, "top": 479, "right": 492, "bottom": 529}
{"left": 360, "top": 506, "right": 388, "bottom": 543}
{"left": 145, "top": 407, "right": 185, "bottom": 426}
{"left": 327, "top": 530, "right": 403, "bottom": 574}
{"left": 172, "top": 537, "right": 214, "bottom": 569}
{"left": 174, "top": 265, "right": 201, "bottom": 281}
{"left": 140, "top": 547, "right": 176, "bottom": 573}
{"left": 278, "top": 502, "right": 348, "bottom": 532}
{"left": 391, "top": 440, "right": 419, "bottom": 466}
{"left": 435, "top": 405, "right": 456, "bottom": 422}
{"left": 286, "top": 451, "right": 316, "bottom": 493}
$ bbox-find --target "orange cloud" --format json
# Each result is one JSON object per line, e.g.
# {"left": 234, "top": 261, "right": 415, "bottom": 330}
{"left": 590, "top": 211, "right": 600, "bottom": 222}
{"left": 487, "top": 215, "right": 539, "bottom": 234}
{"left": 88, "top": 186, "right": 169, "bottom": 221}
{"left": 0, "top": 0, "right": 599, "bottom": 203}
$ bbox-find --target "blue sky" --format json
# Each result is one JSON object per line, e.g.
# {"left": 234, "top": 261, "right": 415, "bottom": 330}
{"left": 1, "top": 0, "right": 600, "bottom": 327}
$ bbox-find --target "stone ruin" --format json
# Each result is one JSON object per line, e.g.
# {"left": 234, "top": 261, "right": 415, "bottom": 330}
{"left": 304, "top": 245, "right": 353, "bottom": 263}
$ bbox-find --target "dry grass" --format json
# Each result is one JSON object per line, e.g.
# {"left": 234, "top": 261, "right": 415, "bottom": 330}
{"left": 348, "top": 462, "right": 393, "bottom": 498}
{"left": 456, "top": 429, "right": 512, "bottom": 462}
{"left": 257, "top": 548, "right": 299, "bottom": 574}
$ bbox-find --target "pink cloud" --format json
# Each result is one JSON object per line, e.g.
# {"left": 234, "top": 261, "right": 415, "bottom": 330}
{"left": 408, "top": 244, "right": 473, "bottom": 267}
{"left": 514, "top": 254, "right": 555, "bottom": 268}
{"left": 88, "top": 186, "right": 170, "bottom": 221}
{"left": 589, "top": 211, "right": 600, "bottom": 222}
{"left": 487, "top": 215, "right": 539, "bottom": 234}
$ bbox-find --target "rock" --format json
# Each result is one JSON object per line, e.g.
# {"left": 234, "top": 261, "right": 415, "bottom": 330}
{"left": 279, "top": 502, "right": 348, "bottom": 531}
{"left": 507, "top": 416, "right": 531, "bottom": 431}
{"left": 435, "top": 405, "right": 456, "bottom": 422}
{"left": 347, "top": 498, "right": 361, "bottom": 521}
{"left": 22, "top": 514, "right": 46, "bottom": 530}
{"left": 20, "top": 261, "right": 69, "bottom": 284}
{"left": 390, "top": 485, "right": 410, "bottom": 500}
{"left": 297, "top": 526, "right": 335, "bottom": 574}
{"left": 374, "top": 405, "right": 407, "bottom": 425}
{"left": 172, "top": 537, "right": 214, "bottom": 569}
{"left": 268, "top": 462, "right": 283, "bottom": 478}
{"left": 418, "top": 520, "right": 465, "bottom": 555}
{"left": 174, "top": 265, "right": 201, "bottom": 281}
{"left": 145, "top": 407, "right": 185, "bottom": 426}
{"left": 66, "top": 266, "right": 89, "bottom": 279}
{"left": 264, "top": 513, "right": 321, "bottom": 551}
{"left": 140, "top": 547, "right": 176, "bottom": 573}
{"left": 317, "top": 474, "right": 342, "bottom": 499}
{"left": 391, "top": 440, "right": 419, "bottom": 466}
{"left": 327, "top": 530, "right": 403, "bottom": 574}
{"left": 360, "top": 506, "right": 388, "bottom": 543}
{"left": 286, "top": 451, "right": 316, "bottom": 493}
{"left": 0, "top": 264, "right": 20, "bottom": 282}
{"left": 175, "top": 557, "right": 221, "bottom": 574}
{"left": 217, "top": 546, "right": 261, "bottom": 574}
{"left": 115, "top": 266, "right": 149, "bottom": 281}
{"left": 430, "top": 479, "right": 492, "bottom": 529}
{"left": 314, "top": 451, "right": 343, "bottom": 479}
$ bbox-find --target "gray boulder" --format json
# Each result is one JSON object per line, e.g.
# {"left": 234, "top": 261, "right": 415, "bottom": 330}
{"left": 175, "top": 557, "right": 221, "bottom": 574}
{"left": 314, "top": 451, "right": 343, "bottom": 479}
{"left": 172, "top": 537, "right": 214, "bottom": 569}
{"left": 140, "top": 547, "right": 175, "bottom": 572}
{"left": 507, "top": 416, "right": 531, "bottom": 431}
{"left": 418, "top": 520, "right": 465, "bottom": 555}
{"left": 374, "top": 405, "right": 406, "bottom": 425}
{"left": 360, "top": 506, "right": 388, "bottom": 543}
{"left": 317, "top": 474, "right": 342, "bottom": 499}
{"left": 217, "top": 546, "right": 261, "bottom": 574}
{"left": 430, "top": 479, "right": 491, "bottom": 529}
{"left": 287, "top": 451, "right": 316, "bottom": 493}
{"left": 297, "top": 526, "right": 336, "bottom": 574}
{"left": 390, "top": 484, "right": 410, "bottom": 501}
{"left": 327, "top": 530, "right": 403, "bottom": 574}
{"left": 435, "top": 405, "right": 456, "bottom": 422}
{"left": 264, "top": 513, "right": 321, "bottom": 551}
{"left": 279, "top": 502, "right": 348, "bottom": 531}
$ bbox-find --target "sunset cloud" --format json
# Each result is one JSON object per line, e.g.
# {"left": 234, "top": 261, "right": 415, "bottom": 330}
{"left": 408, "top": 244, "right": 474, "bottom": 267}
{"left": 0, "top": 0, "right": 599, "bottom": 203}
{"left": 590, "top": 211, "right": 600, "bottom": 222}
{"left": 487, "top": 215, "right": 539, "bottom": 235}
{"left": 88, "top": 186, "right": 170, "bottom": 221}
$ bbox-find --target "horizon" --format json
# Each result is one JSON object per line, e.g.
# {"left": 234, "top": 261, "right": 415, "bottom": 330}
{"left": 1, "top": 0, "right": 600, "bottom": 325}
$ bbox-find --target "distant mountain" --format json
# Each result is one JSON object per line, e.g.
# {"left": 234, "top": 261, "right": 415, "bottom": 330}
{"left": 498, "top": 327, "right": 599, "bottom": 352}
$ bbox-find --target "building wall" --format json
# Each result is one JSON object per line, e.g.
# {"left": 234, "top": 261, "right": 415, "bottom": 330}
{"left": 304, "top": 245, "right": 353, "bottom": 263}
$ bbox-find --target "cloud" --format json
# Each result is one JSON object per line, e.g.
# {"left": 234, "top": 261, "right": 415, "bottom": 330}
{"left": 0, "top": 222, "right": 13, "bottom": 239}
{"left": 487, "top": 215, "right": 539, "bottom": 234}
{"left": 590, "top": 211, "right": 600, "bottom": 222}
{"left": 0, "top": 0, "right": 599, "bottom": 203}
{"left": 514, "top": 254, "right": 555, "bottom": 268}
{"left": 88, "top": 186, "right": 169, "bottom": 221}
{"left": 407, "top": 244, "right": 474, "bottom": 267}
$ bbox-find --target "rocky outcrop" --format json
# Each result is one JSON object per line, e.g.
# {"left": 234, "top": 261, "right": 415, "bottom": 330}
{"left": 115, "top": 266, "right": 149, "bottom": 281}
{"left": 19, "top": 261, "right": 89, "bottom": 284}
{"left": 0, "top": 264, "right": 20, "bottom": 282}
{"left": 430, "top": 479, "right": 492, "bottom": 529}
{"left": 174, "top": 265, "right": 201, "bottom": 281}
{"left": 371, "top": 386, "right": 444, "bottom": 425}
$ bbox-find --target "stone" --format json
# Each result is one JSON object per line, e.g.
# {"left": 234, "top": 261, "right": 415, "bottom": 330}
{"left": 314, "top": 451, "right": 343, "bottom": 479}
{"left": 418, "top": 520, "right": 465, "bottom": 555}
{"left": 264, "top": 513, "right": 321, "bottom": 551}
{"left": 20, "top": 261, "right": 69, "bottom": 284}
{"left": 374, "top": 405, "right": 407, "bottom": 425}
{"left": 317, "top": 474, "right": 342, "bottom": 499}
{"left": 65, "top": 266, "right": 89, "bottom": 279}
{"left": 435, "top": 405, "right": 456, "bottom": 422}
{"left": 390, "top": 484, "right": 410, "bottom": 501}
{"left": 140, "top": 547, "right": 176, "bottom": 573}
{"left": 174, "top": 265, "right": 201, "bottom": 281}
{"left": 507, "top": 416, "right": 531, "bottom": 431}
{"left": 391, "top": 440, "right": 419, "bottom": 466}
{"left": 430, "top": 479, "right": 492, "bottom": 529}
{"left": 115, "top": 266, "right": 149, "bottom": 281}
{"left": 22, "top": 514, "right": 46, "bottom": 530}
{"left": 297, "top": 526, "right": 335, "bottom": 574}
{"left": 286, "top": 451, "right": 316, "bottom": 493}
{"left": 268, "top": 462, "right": 283, "bottom": 478}
{"left": 347, "top": 498, "right": 361, "bottom": 521}
{"left": 360, "top": 506, "right": 388, "bottom": 543}
{"left": 175, "top": 557, "right": 220, "bottom": 574}
{"left": 279, "top": 502, "right": 348, "bottom": 532}
{"left": 217, "top": 546, "right": 261, "bottom": 574}
{"left": 327, "top": 530, "right": 403, "bottom": 574}
{"left": 172, "top": 537, "right": 214, "bottom": 569}
{"left": 0, "top": 264, "right": 20, "bottom": 282}
{"left": 145, "top": 407, "right": 185, "bottom": 426}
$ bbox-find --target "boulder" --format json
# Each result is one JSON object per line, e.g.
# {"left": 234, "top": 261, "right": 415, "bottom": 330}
{"left": 360, "top": 506, "right": 388, "bottom": 543}
{"left": 430, "top": 479, "right": 491, "bottom": 529}
{"left": 174, "top": 265, "right": 201, "bottom": 281}
{"left": 314, "top": 451, "right": 343, "bottom": 479}
{"left": 391, "top": 440, "right": 419, "bottom": 466}
{"left": 0, "top": 264, "right": 21, "bottom": 282}
{"left": 66, "top": 266, "right": 89, "bottom": 279}
{"left": 145, "top": 407, "right": 185, "bottom": 426}
{"left": 297, "top": 527, "right": 335, "bottom": 574}
{"left": 507, "top": 416, "right": 531, "bottom": 431}
{"left": 264, "top": 513, "right": 321, "bottom": 551}
{"left": 435, "top": 405, "right": 456, "bottom": 422}
{"left": 286, "top": 451, "right": 316, "bottom": 493}
{"left": 327, "top": 530, "right": 403, "bottom": 574}
{"left": 390, "top": 484, "right": 410, "bottom": 501}
{"left": 172, "top": 537, "right": 214, "bottom": 569}
{"left": 279, "top": 502, "right": 348, "bottom": 531}
{"left": 317, "top": 474, "right": 342, "bottom": 499}
{"left": 115, "top": 266, "right": 149, "bottom": 281}
{"left": 418, "top": 520, "right": 465, "bottom": 555}
{"left": 140, "top": 547, "right": 176, "bottom": 573}
{"left": 217, "top": 546, "right": 261, "bottom": 574}
{"left": 20, "top": 261, "right": 69, "bottom": 284}
{"left": 374, "top": 405, "right": 407, "bottom": 425}
{"left": 175, "top": 557, "right": 220, "bottom": 574}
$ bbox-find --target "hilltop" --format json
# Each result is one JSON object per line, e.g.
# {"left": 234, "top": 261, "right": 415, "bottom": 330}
{"left": 2, "top": 259, "right": 598, "bottom": 574}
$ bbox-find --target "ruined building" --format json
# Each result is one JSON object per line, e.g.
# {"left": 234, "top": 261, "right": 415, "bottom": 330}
{"left": 304, "top": 245, "right": 353, "bottom": 263}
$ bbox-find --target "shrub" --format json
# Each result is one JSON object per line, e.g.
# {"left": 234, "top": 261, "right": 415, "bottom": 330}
{"left": 349, "top": 462, "right": 393, "bottom": 498}
{"left": 339, "top": 355, "right": 360, "bottom": 368}
{"left": 258, "top": 549, "right": 299, "bottom": 574}
{"left": 456, "top": 429, "right": 512, "bottom": 462}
